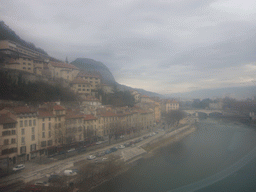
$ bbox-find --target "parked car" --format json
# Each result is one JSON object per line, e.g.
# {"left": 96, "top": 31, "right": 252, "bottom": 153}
{"left": 119, "top": 135, "right": 125, "bottom": 139}
{"left": 34, "top": 180, "right": 49, "bottom": 186}
{"left": 67, "top": 148, "right": 76, "bottom": 153}
{"left": 110, "top": 147, "right": 118, "bottom": 152}
{"left": 77, "top": 147, "right": 87, "bottom": 153}
{"left": 96, "top": 152, "right": 105, "bottom": 157}
{"left": 13, "top": 164, "right": 25, "bottom": 171}
{"left": 118, "top": 145, "right": 125, "bottom": 149}
{"left": 48, "top": 174, "right": 61, "bottom": 182}
{"left": 87, "top": 155, "right": 96, "bottom": 160}
{"left": 64, "top": 169, "right": 77, "bottom": 176}
{"left": 105, "top": 149, "right": 111, "bottom": 154}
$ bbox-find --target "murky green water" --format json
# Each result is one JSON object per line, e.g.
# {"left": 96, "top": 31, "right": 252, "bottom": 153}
{"left": 91, "top": 118, "right": 256, "bottom": 192}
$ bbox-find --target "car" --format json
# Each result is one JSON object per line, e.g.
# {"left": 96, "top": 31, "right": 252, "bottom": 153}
{"left": 119, "top": 135, "right": 125, "bottom": 139}
{"left": 34, "top": 181, "right": 49, "bottom": 186}
{"left": 64, "top": 169, "right": 77, "bottom": 176}
{"left": 77, "top": 147, "right": 87, "bottom": 153}
{"left": 105, "top": 149, "right": 111, "bottom": 154}
{"left": 110, "top": 147, "right": 118, "bottom": 152}
{"left": 96, "top": 141, "right": 103, "bottom": 145}
{"left": 48, "top": 175, "right": 61, "bottom": 182}
{"left": 96, "top": 152, "right": 105, "bottom": 157}
{"left": 118, "top": 145, "right": 125, "bottom": 149}
{"left": 87, "top": 155, "right": 96, "bottom": 160}
{"left": 13, "top": 164, "right": 25, "bottom": 171}
{"left": 102, "top": 157, "right": 108, "bottom": 161}
{"left": 67, "top": 148, "right": 76, "bottom": 153}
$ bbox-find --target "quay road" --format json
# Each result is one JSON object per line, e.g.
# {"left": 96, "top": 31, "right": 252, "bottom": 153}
{"left": 1, "top": 118, "right": 194, "bottom": 191}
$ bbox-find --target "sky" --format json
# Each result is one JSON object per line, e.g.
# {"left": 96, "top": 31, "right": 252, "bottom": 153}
{"left": 1, "top": 0, "right": 256, "bottom": 95}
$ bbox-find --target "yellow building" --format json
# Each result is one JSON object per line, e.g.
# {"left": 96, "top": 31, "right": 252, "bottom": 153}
{"left": 49, "top": 61, "right": 79, "bottom": 81}
{"left": 0, "top": 40, "right": 49, "bottom": 75}
{"left": 70, "top": 77, "right": 92, "bottom": 97}
{"left": 8, "top": 106, "right": 38, "bottom": 162}
{"left": 37, "top": 109, "right": 55, "bottom": 156}
{"left": 76, "top": 71, "right": 101, "bottom": 91}
{"left": 65, "top": 111, "right": 85, "bottom": 143}
{"left": 0, "top": 111, "right": 18, "bottom": 165}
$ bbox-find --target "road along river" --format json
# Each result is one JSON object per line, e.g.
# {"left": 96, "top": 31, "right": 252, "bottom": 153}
{"left": 91, "top": 118, "right": 256, "bottom": 192}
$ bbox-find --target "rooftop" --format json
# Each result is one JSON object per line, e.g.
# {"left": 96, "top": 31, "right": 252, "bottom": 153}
{"left": 50, "top": 61, "right": 78, "bottom": 70}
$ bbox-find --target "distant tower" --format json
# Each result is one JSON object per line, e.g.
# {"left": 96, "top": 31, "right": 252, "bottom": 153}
{"left": 65, "top": 56, "right": 69, "bottom": 64}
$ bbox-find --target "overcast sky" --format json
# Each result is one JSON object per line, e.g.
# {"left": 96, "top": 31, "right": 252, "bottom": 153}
{"left": 1, "top": 0, "right": 256, "bottom": 95}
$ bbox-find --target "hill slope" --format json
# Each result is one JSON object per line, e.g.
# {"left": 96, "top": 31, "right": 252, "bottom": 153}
{"left": 0, "top": 21, "right": 48, "bottom": 55}
{"left": 71, "top": 58, "right": 116, "bottom": 85}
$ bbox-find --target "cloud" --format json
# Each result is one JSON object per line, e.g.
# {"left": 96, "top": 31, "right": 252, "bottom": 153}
{"left": 1, "top": 0, "right": 256, "bottom": 96}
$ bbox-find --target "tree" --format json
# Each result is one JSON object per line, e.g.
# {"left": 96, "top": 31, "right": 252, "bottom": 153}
{"left": 163, "top": 110, "right": 187, "bottom": 129}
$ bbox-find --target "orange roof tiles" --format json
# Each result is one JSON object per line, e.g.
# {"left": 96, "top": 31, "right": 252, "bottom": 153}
{"left": 53, "top": 105, "right": 65, "bottom": 110}
{"left": 70, "top": 78, "right": 90, "bottom": 84}
{"left": 38, "top": 109, "right": 54, "bottom": 117}
{"left": 50, "top": 61, "right": 78, "bottom": 70}
{"left": 66, "top": 113, "right": 85, "bottom": 119}
{"left": 12, "top": 106, "right": 36, "bottom": 114}
{"left": 77, "top": 71, "right": 101, "bottom": 78}
{"left": 84, "top": 114, "right": 97, "bottom": 121}
{"left": 0, "top": 114, "right": 17, "bottom": 124}
{"left": 100, "top": 112, "right": 117, "bottom": 117}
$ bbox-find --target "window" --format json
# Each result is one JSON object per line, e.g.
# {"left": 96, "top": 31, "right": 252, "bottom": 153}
{"left": 41, "top": 141, "right": 46, "bottom": 147}
{"left": 49, "top": 117, "right": 51, "bottom": 121}
{"left": 42, "top": 123, "right": 45, "bottom": 131}
{"left": 42, "top": 118, "right": 45, "bottom": 122}
{"left": 31, "top": 127, "right": 35, "bottom": 134}
{"left": 33, "top": 119, "right": 36, "bottom": 126}
{"left": 23, "top": 67, "right": 26, "bottom": 69}
{"left": 21, "top": 137, "right": 25, "bottom": 144}
{"left": 42, "top": 132, "right": 45, "bottom": 138}
{"left": 78, "top": 84, "right": 81, "bottom": 87}
{"left": 30, "top": 144, "right": 36, "bottom": 152}
{"left": 58, "top": 117, "right": 61, "bottom": 121}
{"left": 31, "top": 135, "right": 35, "bottom": 141}
{"left": 2, "top": 131, "right": 10, "bottom": 136}
{"left": 20, "top": 146, "right": 26, "bottom": 154}
{"left": 11, "top": 138, "right": 16, "bottom": 144}
{"left": 20, "top": 120, "right": 23, "bottom": 127}
{"left": 49, "top": 122, "right": 51, "bottom": 130}
{"left": 21, "top": 128, "right": 25, "bottom": 135}
{"left": 78, "top": 89, "right": 81, "bottom": 91}
{"left": 87, "top": 89, "right": 90, "bottom": 91}
{"left": 12, "top": 130, "right": 15, "bottom": 135}
{"left": 83, "top": 85, "right": 85, "bottom": 87}
{"left": 4, "top": 139, "right": 9, "bottom": 145}
{"left": 48, "top": 140, "right": 52, "bottom": 146}
{"left": 49, "top": 131, "right": 51, "bottom": 137}
{"left": 24, "top": 120, "right": 27, "bottom": 127}
{"left": 83, "top": 89, "right": 85, "bottom": 91}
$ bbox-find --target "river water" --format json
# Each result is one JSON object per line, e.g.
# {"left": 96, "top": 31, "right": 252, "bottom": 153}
{"left": 91, "top": 118, "right": 256, "bottom": 192}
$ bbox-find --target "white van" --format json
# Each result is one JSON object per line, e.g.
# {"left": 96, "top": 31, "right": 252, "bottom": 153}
{"left": 64, "top": 170, "right": 77, "bottom": 176}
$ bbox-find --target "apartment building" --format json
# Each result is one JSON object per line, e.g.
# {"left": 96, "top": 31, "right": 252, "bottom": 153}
{"left": 161, "top": 99, "right": 180, "bottom": 113}
{"left": 65, "top": 111, "right": 85, "bottom": 144}
{"left": 37, "top": 109, "right": 55, "bottom": 156}
{"left": 83, "top": 114, "right": 98, "bottom": 141}
{"left": 0, "top": 40, "right": 49, "bottom": 75}
{"left": 8, "top": 106, "right": 38, "bottom": 162}
{"left": 70, "top": 77, "right": 92, "bottom": 97}
{"left": 0, "top": 111, "right": 17, "bottom": 165}
{"left": 49, "top": 61, "right": 79, "bottom": 81}
{"left": 76, "top": 71, "right": 101, "bottom": 91}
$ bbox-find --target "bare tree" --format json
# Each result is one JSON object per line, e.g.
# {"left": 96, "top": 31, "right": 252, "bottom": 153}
{"left": 163, "top": 110, "right": 187, "bottom": 129}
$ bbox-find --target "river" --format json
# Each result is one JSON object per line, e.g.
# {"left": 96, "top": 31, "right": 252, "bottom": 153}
{"left": 91, "top": 118, "right": 256, "bottom": 192}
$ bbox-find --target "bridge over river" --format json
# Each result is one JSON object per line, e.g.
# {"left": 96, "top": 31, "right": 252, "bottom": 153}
{"left": 184, "top": 109, "right": 223, "bottom": 116}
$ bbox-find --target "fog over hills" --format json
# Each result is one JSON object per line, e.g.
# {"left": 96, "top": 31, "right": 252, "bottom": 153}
{"left": 71, "top": 58, "right": 116, "bottom": 85}
{"left": 167, "top": 86, "right": 256, "bottom": 100}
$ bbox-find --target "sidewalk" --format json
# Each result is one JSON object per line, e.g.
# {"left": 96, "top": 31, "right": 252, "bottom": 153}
{"left": 0, "top": 124, "right": 163, "bottom": 186}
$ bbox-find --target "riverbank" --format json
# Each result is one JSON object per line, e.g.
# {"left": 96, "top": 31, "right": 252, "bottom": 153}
{"left": 85, "top": 122, "right": 197, "bottom": 192}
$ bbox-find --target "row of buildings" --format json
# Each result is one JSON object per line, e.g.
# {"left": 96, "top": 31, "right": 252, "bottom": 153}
{"left": 0, "top": 102, "right": 155, "bottom": 165}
